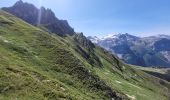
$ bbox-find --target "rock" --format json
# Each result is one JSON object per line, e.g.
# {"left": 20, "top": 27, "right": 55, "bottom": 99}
{"left": 2, "top": 0, "right": 74, "bottom": 36}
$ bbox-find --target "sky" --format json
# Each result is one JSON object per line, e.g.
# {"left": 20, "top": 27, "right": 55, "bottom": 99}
{"left": 1, "top": 0, "right": 170, "bottom": 37}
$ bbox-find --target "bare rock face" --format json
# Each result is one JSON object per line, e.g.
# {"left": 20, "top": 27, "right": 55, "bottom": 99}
{"left": 2, "top": 0, "right": 74, "bottom": 36}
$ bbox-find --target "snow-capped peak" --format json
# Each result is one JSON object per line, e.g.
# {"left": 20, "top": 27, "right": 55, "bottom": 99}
{"left": 87, "top": 36, "right": 100, "bottom": 44}
{"left": 88, "top": 33, "right": 140, "bottom": 44}
{"left": 101, "top": 33, "right": 122, "bottom": 40}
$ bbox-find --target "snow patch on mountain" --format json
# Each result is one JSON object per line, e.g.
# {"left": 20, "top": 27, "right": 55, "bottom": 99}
{"left": 88, "top": 33, "right": 170, "bottom": 67}
{"left": 160, "top": 51, "right": 170, "bottom": 62}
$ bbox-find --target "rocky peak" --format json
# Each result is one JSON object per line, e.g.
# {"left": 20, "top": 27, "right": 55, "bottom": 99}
{"left": 2, "top": 0, "right": 74, "bottom": 36}
{"left": 74, "top": 33, "right": 95, "bottom": 49}
{"left": 87, "top": 36, "right": 100, "bottom": 44}
{"left": 14, "top": 0, "right": 23, "bottom": 6}
{"left": 110, "top": 33, "right": 139, "bottom": 41}
{"left": 38, "top": 7, "right": 57, "bottom": 24}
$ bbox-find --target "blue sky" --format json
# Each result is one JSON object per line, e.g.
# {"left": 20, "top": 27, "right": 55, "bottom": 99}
{"left": 1, "top": 0, "right": 170, "bottom": 37}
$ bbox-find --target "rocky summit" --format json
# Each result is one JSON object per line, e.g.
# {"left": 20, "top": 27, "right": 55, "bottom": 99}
{"left": 2, "top": 0, "right": 74, "bottom": 36}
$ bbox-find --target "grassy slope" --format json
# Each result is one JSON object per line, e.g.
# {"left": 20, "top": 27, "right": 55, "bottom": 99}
{"left": 135, "top": 67, "right": 170, "bottom": 75}
{"left": 0, "top": 10, "right": 170, "bottom": 100}
{"left": 135, "top": 66, "right": 170, "bottom": 82}
{"left": 0, "top": 10, "right": 125, "bottom": 100}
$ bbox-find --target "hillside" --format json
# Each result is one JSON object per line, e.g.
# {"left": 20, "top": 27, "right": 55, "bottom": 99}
{"left": 0, "top": 9, "right": 170, "bottom": 100}
{"left": 88, "top": 33, "right": 170, "bottom": 67}
{"left": 136, "top": 67, "right": 170, "bottom": 82}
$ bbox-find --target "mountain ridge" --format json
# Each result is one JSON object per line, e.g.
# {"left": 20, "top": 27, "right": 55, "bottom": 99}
{"left": 2, "top": 0, "right": 74, "bottom": 36}
{"left": 88, "top": 33, "right": 170, "bottom": 67}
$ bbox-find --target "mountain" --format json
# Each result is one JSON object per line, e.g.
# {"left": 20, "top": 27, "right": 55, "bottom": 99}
{"left": 0, "top": 1, "right": 170, "bottom": 100}
{"left": 88, "top": 33, "right": 170, "bottom": 67}
{"left": 2, "top": 0, "right": 74, "bottom": 36}
{"left": 88, "top": 36, "right": 101, "bottom": 44}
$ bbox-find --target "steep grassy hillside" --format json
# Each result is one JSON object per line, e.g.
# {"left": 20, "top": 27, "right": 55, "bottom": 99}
{"left": 0, "top": 10, "right": 170, "bottom": 100}
{"left": 0, "top": 10, "right": 127, "bottom": 100}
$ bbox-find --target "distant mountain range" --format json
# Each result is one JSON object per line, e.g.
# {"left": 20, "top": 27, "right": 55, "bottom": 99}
{"left": 88, "top": 33, "right": 170, "bottom": 67}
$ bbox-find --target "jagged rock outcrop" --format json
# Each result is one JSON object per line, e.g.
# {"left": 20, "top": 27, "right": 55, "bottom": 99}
{"left": 2, "top": 0, "right": 74, "bottom": 36}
